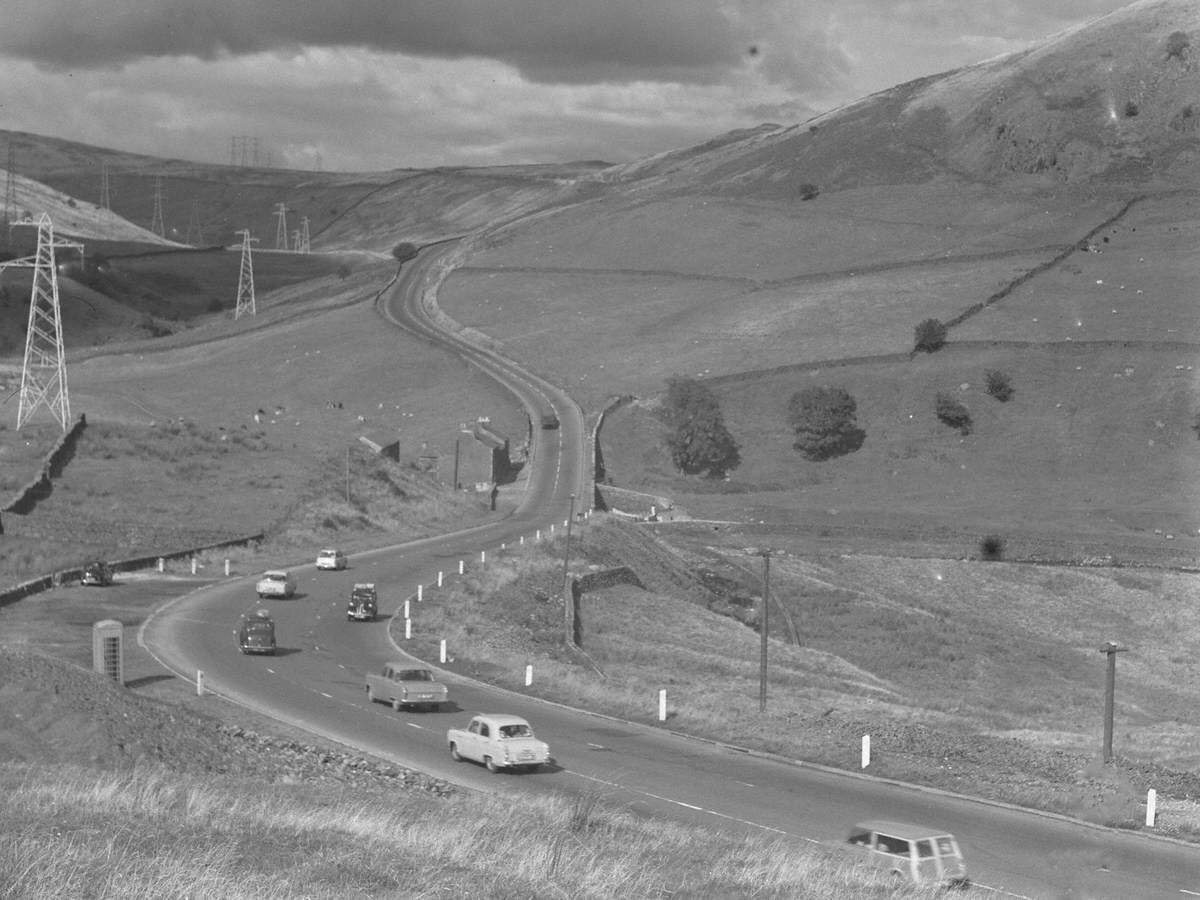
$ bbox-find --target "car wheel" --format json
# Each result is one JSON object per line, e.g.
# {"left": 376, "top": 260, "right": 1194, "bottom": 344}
{"left": 485, "top": 756, "right": 499, "bottom": 774}
{"left": 449, "top": 743, "right": 462, "bottom": 761}
{"left": 366, "top": 685, "right": 375, "bottom": 703}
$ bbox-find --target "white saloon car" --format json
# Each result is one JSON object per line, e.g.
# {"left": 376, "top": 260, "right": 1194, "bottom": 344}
{"left": 255, "top": 569, "right": 297, "bottom": 599}
{"left": 316, "top": 548, "right": 348, "bottom": 570}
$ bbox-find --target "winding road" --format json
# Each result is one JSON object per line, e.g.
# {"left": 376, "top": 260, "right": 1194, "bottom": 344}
{"left": 142, "top": 246, "right": 1200, "bottom": 900}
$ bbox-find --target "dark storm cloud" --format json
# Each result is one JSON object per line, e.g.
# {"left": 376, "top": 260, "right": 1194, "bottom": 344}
{"left": 0, "top": 0, "right": 846, "bottom": 87}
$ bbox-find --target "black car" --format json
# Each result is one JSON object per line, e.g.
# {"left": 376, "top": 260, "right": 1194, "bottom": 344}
{"left": 81, "top": 561, "right": 114, "bottom": 586}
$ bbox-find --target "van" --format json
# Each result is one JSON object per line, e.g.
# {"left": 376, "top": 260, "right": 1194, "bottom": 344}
{"left": 845, "top": 820, "right": 968, "bottom": 887}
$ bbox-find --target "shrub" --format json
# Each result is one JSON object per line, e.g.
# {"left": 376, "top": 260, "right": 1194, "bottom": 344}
{"left": 392, "top": 242, "right": 418, "bottom": 263}
{"left": 985, "top": 369, "right": 1014, "bottom": 402}
{"left": 935, "top": 391, "right": 972, "bottom": 435}
{"left": 1124, "top": 101, "right": 1139, "bottom": 118}
{"left": 661, "top": 376, "right": 741, "bottom": 478}
{"left": 798, "top": 183, "right": 819, "bottom": 201}
{"left": 788, "top": 386, "right": 865, "bottom": 460}
{"left": 1166, "top": 30, "right": 1190, "bottom": 61}
{"left": 336, "top": 263, "right": 351, "bottom": 279}
{"left": 980, "top": 534, "right": 1006, "bottom": 560}
{"left": 914, "top": 318, "right": 948, "bottom": 354}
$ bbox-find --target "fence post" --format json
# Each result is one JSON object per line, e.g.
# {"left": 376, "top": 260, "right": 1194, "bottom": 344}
{"left": 861, "top": 734, "right": 871, "bottom": 768}
{"left": 658, "top": 689, "right": 667, "bottom": 721}
{"left": 525, "top": 664, "right": 533, "bottom": 686}
{"left": 224, "top": 558, "right": 231, "bottom": 577}
{"left": 417, "top": 584, "right": 423, "bottom": 602}
{"left": 196, "top": 670, "right": 205, "bottom": 696}
{"left": 440, "top": 639, "right": 447, "bottom": 663}
{"left": 1146, "top": 788, "right": 1157, "bottom": 827}
{"left": 437, "top": 571, "right": 443, "bottom": 587}
{"left": 404, "top": 599, "right": 410, "bottom": 619}
{"left": 405, "top": 619, "right": 412, "bottom": 640}
{"left": 191, "top": 557, "right": 197, "bottom": 575}
{"left": 458, "top": 559, "right": 464, "bottom": 575}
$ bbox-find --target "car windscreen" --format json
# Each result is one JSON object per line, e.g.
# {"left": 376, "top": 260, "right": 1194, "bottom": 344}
{"left": 398, "top": 670, "right": 432, "bottom": 681}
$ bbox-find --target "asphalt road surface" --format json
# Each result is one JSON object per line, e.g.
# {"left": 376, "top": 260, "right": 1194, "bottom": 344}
{"left": 142, "top": 248, "right": 1200, "bottom": 900}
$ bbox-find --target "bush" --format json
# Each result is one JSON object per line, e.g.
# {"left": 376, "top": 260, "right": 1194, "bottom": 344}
{"left": 392, "top": 242, "right": 418, "bottom": 263}
{"left": 985, "top": 370, "right": 1014, "bottom": 402}
{"left": 1166, "top": 30, "right": 1190, "bottom": 61}
{"left": 788, "top": 386, "right": 865, "bottom": 460}
{"left": 1124, "top": 101, "right": 1139, "bottom": 118}
{"left": 914, "top": 318, "right": 948, "bottom": 354}
{"left": 980, "top": 534, "right": 1006, "bottom": 560}
{"left": 935, "top": 392, "right": 972, "bottom": 435}
{"left": 661, "top": 377, "right": 741, "bottom": 478}
{"left": 336, "top": 264, "right": 351, "bottom": 279}
{"left": 798, "top": 183, "right": 819, "bottom": 201}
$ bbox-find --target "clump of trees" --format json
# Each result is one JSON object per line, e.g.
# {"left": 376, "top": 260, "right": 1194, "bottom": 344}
{"left": 935, "top": 391, "right": 972, "bottom": 435}
{"left": 979, "top": 534, "right": 1006, "bottom": 560}
{"left": 661, "top": 377, "right": 740, "bottom": 477}
{"left": 788, "top": 386, "right": 864, "bottom": 460}
{"left": 914, "top": 318, "right": 948, "bottom": 354}
{"left": 392, "top": 242, "right": 418, "bottom": 263}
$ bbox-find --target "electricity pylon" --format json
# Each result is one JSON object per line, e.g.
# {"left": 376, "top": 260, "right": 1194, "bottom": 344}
{"left": 185, "top": 200, "right": 204, "bottom": 245}
{"left": 291, "top": 229, "right": 301, "bottom": 252}
{"left": 150, "top": 175, "right": 166, "bottom": 237}
{"left": 299, "top": 216, "right": 311, "bottom": 254}
{"left": 234, "top": 229, "right": 258, "bottom": 319}
{"left": 273, "top": 202, "right": 289, "bottom": 250}
{"left": 99, "top": 161, "right": 112, "bottom": 211}
{"left": 0, "top": 214, "right": 84, "bottom": 432}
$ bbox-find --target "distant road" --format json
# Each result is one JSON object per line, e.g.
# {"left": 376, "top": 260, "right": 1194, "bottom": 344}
{"left": 143, "top": 246, "right": 1200, "bottom": 900}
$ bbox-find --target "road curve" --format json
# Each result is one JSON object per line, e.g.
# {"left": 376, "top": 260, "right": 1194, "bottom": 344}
{"left": 142, "top": 248, "right": 1200, "bottom": 900}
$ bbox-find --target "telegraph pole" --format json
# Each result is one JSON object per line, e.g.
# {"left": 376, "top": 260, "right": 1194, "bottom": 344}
{"left": 759, "top": 550, "right": 770, "bottom": 712}
{"left": 1101, "top": 641, "right": 1127, "bottom": 763}
{"left": 562, "top": 493, "right": 577, "bottom": 647}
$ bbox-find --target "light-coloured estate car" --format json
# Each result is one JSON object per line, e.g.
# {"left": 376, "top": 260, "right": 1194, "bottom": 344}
{"left": 365, "top": 663, "right": 448, "bottom": 711}
{"left": 255, "top": 569, "right": 296, "bottom": 599}
{"left": 447, "top": 714, "right": 551, "bottom": 773}
{"left": 316, "top": 548, "right": 347, "bottom": 570}
{"left": 845, "top": 821, "right": 968, "bottom": 887}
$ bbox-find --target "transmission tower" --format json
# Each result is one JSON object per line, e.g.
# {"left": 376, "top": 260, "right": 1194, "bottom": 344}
{"left": 150, "top": 175, "right": 166, "bottom": 237}
{"left": 0, "top": 215, "right": 84, "bottom": 432}
{"left": 234, "top": 229, "right": 258, "bottom": 319}
{"left": 300, "top": 216, "right": 311, "bottom": 254}
{"left": 185, "top": 199, "right": 204, "bottom": 245}
{"left": 4, "top": 140, "right": 15, "bottom": 226}
{"left": 291, "top": 228, "right": 301, "bottom": 252}
{"left": 99, "top": 161, "right": 112, "bottom": 211}
{"left": 273, "top": 202, "right": 289, "bottom": 250}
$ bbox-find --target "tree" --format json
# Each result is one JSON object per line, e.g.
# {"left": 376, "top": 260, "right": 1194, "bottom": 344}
{"left": 661, "top": 377, "right": 740, "bottom": 477}
{"left": 935, "top": 391, "right": 972, "bottom": 435}
{"left": 985, "top": 369, "right": 1014, "bottom": 402}
{"left": 788, "top": 386, "right": 865, "bottom": 460}
{"left": 914, "top": 318, "right": 948, "bottom": 354}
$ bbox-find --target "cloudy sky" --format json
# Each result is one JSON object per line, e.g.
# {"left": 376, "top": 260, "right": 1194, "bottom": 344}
{"left": 0, "top": 0, "right": 1132, "bottom": 172}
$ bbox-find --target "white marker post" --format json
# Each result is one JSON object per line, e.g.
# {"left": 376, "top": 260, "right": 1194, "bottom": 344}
{"left": 224, "top": 559, "right": 231, "bottom": 576}
{"left": 1146, "top": 788, "right": 1157, "bottom": 827}
{"left": 196, "top": 670, "right": 205, "bottom": 696}
{"left": 861, "top": 734, "right": 871, "bottom": 769}
{"left": 417, "top": 584, "right": 423, "bottom": 602}
{"left": 658, "top": 689, "right": 667, "bottom": 722}
{"left": 458, "top": 559, "right": 464, "bottom": 575}
{"left": 157, "top": 557, "right": 165, "bottom": 573}
{"left": 525, "top": 664, "right": 533, "bottom": 686}
{"left": 403, "top": 599, "right": 410, "bottom": 619}
{"left": 440, "top": 639, "right": 447, "bottom": 663}
{"left": 536, "top": 530, "right": 541, "bottom": 542}
{"left": 520, "top": 535, "right": 525, "bottom": 546}
{"left": 481, "top": 550, "right": 486, "bottom": 565}
{"left": 437, "top": 571, "right": 443, "bottom": 588}
{"left": 191, "top": 557, "right": 197, "bottom": 575}
{"left": 405, "top": 619, "right": 412, "bottom": 640}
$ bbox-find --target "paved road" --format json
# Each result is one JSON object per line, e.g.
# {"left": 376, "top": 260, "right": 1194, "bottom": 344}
{"left": 142, "top": 247, "right": 1200, "bottom": 900}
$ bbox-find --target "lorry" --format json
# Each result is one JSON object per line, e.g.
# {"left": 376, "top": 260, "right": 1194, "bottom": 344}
{"left": 447, "top": 713, "right": 551, "bottom": 773}
{"left": 365, "top": 662, "right": 448, "bottom": 712}
{"left": 237, "top": 609, "right": 277, "bottom": 655}
{"left": 346, "top": 583, "right": 378, "bottom": 621}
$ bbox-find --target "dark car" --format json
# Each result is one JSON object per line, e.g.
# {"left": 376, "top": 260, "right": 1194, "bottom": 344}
{"left": 238, "top": 609, "right": 277, "bottom": 655}
{"left": 81, "top": 561, "right": 114, "bottom": 586}
{"left": 347, "top": 583, "right": 378, "bottom": 621}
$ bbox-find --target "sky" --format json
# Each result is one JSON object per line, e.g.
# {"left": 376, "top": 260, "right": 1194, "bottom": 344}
{"left": 0, "top": 0, "right": 1135, "bottom": 173}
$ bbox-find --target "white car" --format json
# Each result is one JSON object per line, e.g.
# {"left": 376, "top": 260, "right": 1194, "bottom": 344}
{"left": 447, "top": 714, "right": 551, "bottom": 773}
{"left": 255, "top": 569, "right": 296, "bottom": 599}
{"left": 316, "top": 548, "right": 347, "bottom": 570}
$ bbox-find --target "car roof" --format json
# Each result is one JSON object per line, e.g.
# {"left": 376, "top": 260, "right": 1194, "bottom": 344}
{"left": 852, "top": 821, "right": 954, "bottom": 841}
{"left": 386, "top": 661, "right": 430, "bottom": 671}
{"left": 474, "top": 713, "right": 531, "bottom": 726}
{"left": 262, "top": 569, "right": 289, "bottom": 576}
{"left": 319, "top": 548, "right": 340, "bottom": 554}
